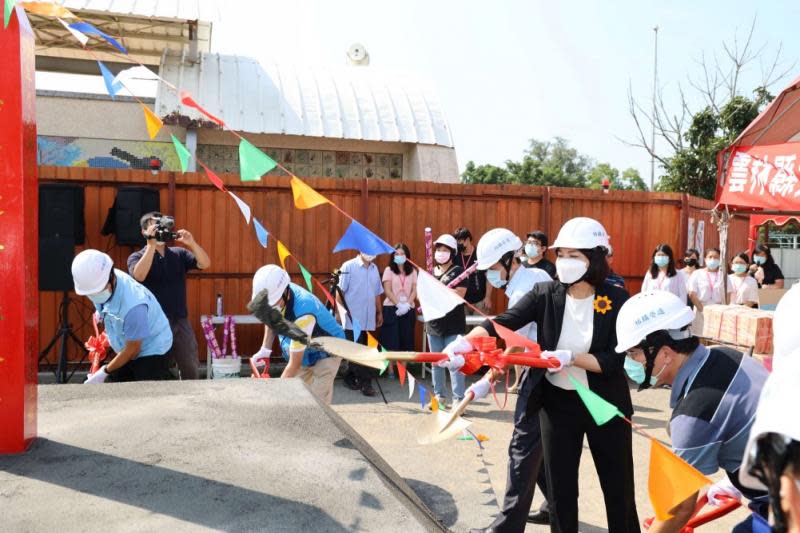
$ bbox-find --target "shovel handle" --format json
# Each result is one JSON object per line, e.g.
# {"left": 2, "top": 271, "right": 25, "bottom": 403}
{"left": 409, "top": 353, "right": 449, "bottom": 363}
{"left": 502, "top": 353, "right": 560, "bottom": 368}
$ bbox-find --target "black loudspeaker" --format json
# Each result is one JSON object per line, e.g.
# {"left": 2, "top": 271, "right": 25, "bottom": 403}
{"left": 101, "top": 186, "right": 160, "bottom": 247}
{"left": 39, "top": 184, "right": 85, "bottom": 291}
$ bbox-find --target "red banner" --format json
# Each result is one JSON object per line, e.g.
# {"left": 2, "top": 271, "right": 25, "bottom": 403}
{"left": 718, "top": 143, "right": 800, "bottom": 211}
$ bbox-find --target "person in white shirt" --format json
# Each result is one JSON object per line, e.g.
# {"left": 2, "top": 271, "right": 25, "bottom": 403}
{"left": 687, "top": 247, "right": 724, "bottom": 334}
{"left": 728, "top": 252, "right": 759, "bottom": 308}
{"left": 641, "top": 243, "right": 688, "bottom": 303}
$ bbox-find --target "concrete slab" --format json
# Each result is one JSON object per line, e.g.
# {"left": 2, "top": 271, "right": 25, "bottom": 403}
{"left": 0, "top": 380, "right": 445, "bottom": 533}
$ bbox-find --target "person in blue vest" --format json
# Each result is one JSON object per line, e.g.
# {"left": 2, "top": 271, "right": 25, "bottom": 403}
{"left": 251, "top": 265, "right": 346, "bottom": 404}
{"left": 72, "top": 249, "right": 173, "bottom": 383}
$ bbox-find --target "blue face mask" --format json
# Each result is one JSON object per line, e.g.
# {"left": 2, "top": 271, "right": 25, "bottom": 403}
{"left": 524, "top": 244, "right": 539, "bottom": 258}
{"left": 754, "top": 255, "right": 766, "bottom": 265}
{"left": 624, "top": 357, "right": 659, "bottom": 386}
{"left": 393, "top": 255, "right": 406, "bottom": 265}
{"left": 732, "top": 263, "right": 747, "bottom": 274}
{"left": 706, "top": 259, "right": 720, "bottom": 270}
{"left": 654, "top": 255, "right": 669, "bottom": 268}
{"left": 486, "top": 269, "right": 507, "bottom": 288}
{"left": 88, "top": 288, "right": 112, "bottom": 305}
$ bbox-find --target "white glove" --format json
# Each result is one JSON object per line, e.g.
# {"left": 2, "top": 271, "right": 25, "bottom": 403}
{"left": 436, "top": 335, "right": 473, "bottom": 371}
{"left": 706, "top": 477, "right": 742, "bottom": 506}
{"left": 395, "top": 303, "right": 411, "bottom": 316}
{"left": 251, "top": 347, "right": 272, "bottom": 365}
{"left": 542, "top": 349, "right": 574, "bottom": 373}
{"left": 84, "top": 366, "right": 109, "bottom": 384}
{"left": 466, "top": 378, "right": 492, "bottom": 400}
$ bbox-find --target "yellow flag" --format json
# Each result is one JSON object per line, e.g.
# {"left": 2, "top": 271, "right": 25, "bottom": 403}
{"left": 141, "top": 104, "right": 163, "bottom": 139}
{"left": 290, "top": 176, "right": 331, "bottom": 209}
{"left": 277, "top": 240, "right": 291, "bottom": 270}
{"left": 367, "top": 333, "right": 379, "bottom": 349}
{"left": 648, "top": 439, "right": 711, "bottom": 520}
{"left": 430, "top": 395, "right": 439, "bottom": 412}
{"left": 19, "top": 2, "right": 75, "bottom": 17}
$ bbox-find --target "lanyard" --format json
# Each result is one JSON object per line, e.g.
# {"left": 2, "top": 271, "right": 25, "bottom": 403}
{"left": 398, "top": 273, "right": 409, "bottom": 294}
{"left": 706, "top": 270, "right": 719, "bottom": 299}
{"left": 460, "top": 251, "right": 477, "bottom": 289}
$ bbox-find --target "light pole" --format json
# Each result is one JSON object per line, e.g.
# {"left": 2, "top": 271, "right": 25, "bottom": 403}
{"left": 651, "top": 25, "right": 659, "bottom": 191}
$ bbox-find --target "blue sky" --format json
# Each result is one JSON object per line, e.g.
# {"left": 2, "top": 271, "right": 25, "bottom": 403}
{"left": 38, "top": 1, "right": 800, "bottom": 185}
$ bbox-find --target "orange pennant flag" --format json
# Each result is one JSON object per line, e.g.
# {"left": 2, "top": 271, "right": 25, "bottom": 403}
{"left": 430, "top": 395, "right": 439, "bottom": 412}
{"left": 367, "top": 332, "right": 379, "bottom": 349}
{"left": 648, "top": 439, "right": 711, "bottom": 520}
{"left": 276, "top": 240, "right": 291, "bottom": 270}
{"left": 290, "top": 176, "right": 331, "bottom": 210}
{"left": 19, "top": 2, "right": 76, "bottom": 17}
{"left": 198, "top": 162, "right": 226, "bottom": 192}
{"left": 396, "top": 361, "right": 407, "bottom": 387}
{"left": 141, "top": 104, "right": 163, "bottom": 139}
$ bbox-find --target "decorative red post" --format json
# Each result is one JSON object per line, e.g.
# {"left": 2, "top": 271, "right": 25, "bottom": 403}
{"left": 0, "top": 6, "right": 39, "bottom": 454}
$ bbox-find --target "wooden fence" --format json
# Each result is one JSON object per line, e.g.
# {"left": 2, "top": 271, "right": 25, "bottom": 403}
{"left": 37, "top": 166, "right": 749, "bottom": 364}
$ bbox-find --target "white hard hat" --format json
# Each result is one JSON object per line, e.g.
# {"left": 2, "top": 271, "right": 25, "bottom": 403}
{"left": 615, "top": 291, "right": 695, "bottom": 352}
{"left": 739, "top": 353, "right": 800, "bottom": 490}
{"left": 772, "top": 282, "right": 800, "bottom": 369}
{"left": 476, "top": 228, "right": 523, "bottom": 270}
{"left": 252, "top": 264, "right": 291, "bottom": 306}
{"left": 551, "top": 217, "right": 610, "bottom": 250}
{"left": 71, "top": 249, "right": 114, "bottom": 295}
{"left": 434, "top": 234, "right": 458, "bottom": 251}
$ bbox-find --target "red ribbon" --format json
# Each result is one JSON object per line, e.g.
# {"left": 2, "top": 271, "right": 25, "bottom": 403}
{"left": 85, "top": 314, "right": 110, "bottom": 373}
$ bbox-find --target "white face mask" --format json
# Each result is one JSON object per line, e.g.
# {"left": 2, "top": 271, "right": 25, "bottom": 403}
{"left": 434, "top": 250, "right": 451, "bottom": 264}
{"left": 87, "top": 288, "right": 112, "bottom": 305}
{"left": 555, "top": 257, "right": 588, "bottom": 284}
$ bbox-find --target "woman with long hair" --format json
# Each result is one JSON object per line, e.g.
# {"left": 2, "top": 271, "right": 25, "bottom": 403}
{"left": 728, "top": 252, "right": 759, "bottom": 307}
{"left": 641, "top": 243, "right": 687, "bottom": 302}
{"left": 687, "top": 247, "right": 724, "bottom": 334}
{"left": 379, "top": 244, "right": 418, "bottom": 352}
{"left": 750, "top": 244, "right": 785, "bottom": 288}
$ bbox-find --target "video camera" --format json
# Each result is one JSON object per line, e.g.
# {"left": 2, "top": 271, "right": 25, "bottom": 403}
{"left": 153, "top": 215, "right": 179, "bottom": 242}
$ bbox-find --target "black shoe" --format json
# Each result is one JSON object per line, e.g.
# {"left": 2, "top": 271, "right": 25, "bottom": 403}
{"left": 361, "top": 382, "right": 377, "bottom": 397}
{"left": 343, "top": 374, "right": 361, "bottom": 391}
{"left": 527, "top": 509, "right": 550, "bottom": 525}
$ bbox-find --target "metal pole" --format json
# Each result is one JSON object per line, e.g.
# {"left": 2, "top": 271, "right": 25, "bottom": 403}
{"left": 650, "top": 25, "right": 659, "bottom": 190}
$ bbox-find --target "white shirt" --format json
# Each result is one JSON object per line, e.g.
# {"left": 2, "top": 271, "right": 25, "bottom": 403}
{"left": 727, "top": 274, "right": 759, "bottom": 305}
{"left": 547, "top": 294, "right": 593, "bottom": 390}
{"left": 642, "top": 270, "right": 688, "bottom": 303}
{"left": 505, "top": 266, "right": 551, "bottom": 342}
{"left": 688, "top": 268, "right": 724, "bottom": 305}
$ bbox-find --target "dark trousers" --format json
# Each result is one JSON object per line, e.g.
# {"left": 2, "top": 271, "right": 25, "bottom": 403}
{"left": 379, "top": 305, "right": 416, "bottom": 351}
{"left": 345, "top": 329, "right": 378, "bottom": 381}
{"left": 166, "top": 317, "right": 200, "bottom": 380}
{"left": 107, "top": 354, "right": 168, "bottom": 382}
{"left": 540, "top": 381, "right": 639, "bottom": 533}
{"left": 489, "top": 370, "right": 549, "bottom": 532}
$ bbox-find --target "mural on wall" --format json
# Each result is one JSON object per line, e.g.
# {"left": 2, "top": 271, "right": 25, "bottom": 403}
{"left": 37, "top": 136, "right": 181, "bottom": 171}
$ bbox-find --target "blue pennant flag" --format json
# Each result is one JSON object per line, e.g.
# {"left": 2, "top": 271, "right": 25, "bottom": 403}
{"left": 332, "top": 220, "right": 395, "bottom": 256}
{"left": 97, "top": 61, "right": 122, "bottom": 99}
{"left": 351, "top": 317, "right": 362, "bottom": 344}
{"left": 69, "top": 22, "right": 127, "bottom": 54}
{"left": 253, "top": 218, "right": 269, "bottom": 248}
{"left": 418, "top": 384, "right": 428, "bottom": 409}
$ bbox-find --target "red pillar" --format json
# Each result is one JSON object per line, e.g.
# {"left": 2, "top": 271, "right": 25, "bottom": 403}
{"left": 0, "top": 6, "right": 38, "bottom": 454}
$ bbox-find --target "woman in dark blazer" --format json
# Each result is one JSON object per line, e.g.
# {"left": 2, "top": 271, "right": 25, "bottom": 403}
{"left": 449, "top": 217, "right": 638, "bottom": 533}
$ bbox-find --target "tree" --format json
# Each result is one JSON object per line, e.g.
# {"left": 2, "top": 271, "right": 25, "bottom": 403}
{"left": 461, "top": 161, "right": 511, "bottom": 184}
{"left": 626, "top": 18, "right": 791, "bottom": 199}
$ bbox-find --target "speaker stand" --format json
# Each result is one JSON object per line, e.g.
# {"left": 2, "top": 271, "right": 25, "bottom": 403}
{"left": 39, "top": 291, "right": 88, "bottom": 384}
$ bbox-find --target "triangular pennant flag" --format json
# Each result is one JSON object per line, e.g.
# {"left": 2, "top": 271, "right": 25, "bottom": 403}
{"left": 227, "top": 191, "right": 252, "bottom": 224}
{"left": 298, "top": 263, "right": 313, "bottom": 292}
{"left": 648, "top": 439, "right": 711, "bottom": 520}
{"left": 336, "top": 302, "right": 348, "bottom": 328}
{"left": 351, "top": 317, "right": 362, "bottom": 345}
{"left": 58, "top": 18, "right": 88, "bottom": 46}
{"left": 567, "top": 374, "right": 623, "bottom": 426}
{"left": 417, "top": 270, "right": 464, "bottom": 321}
{"left": 97, "top": 61, "right": 122, "bottom": 99}
{"left": 333, "top": 219, "right": 395, "bottom": 256}
{"left": 170, "top": 135, "right": 191, "bottom": 173}
{"left": 180, "top": 90, "right": 225, "bottom": 126}
{"left": 112, "top": 65, "right": 159, "bottom": 87}
{"left": 198, "top": 162, "right": 226, "bottom": 192}
{"left": 418, "top": 383, "right": 428, "bottom": 409}
{"left": 238, "top": 138, "right": 277, "bottom": 182}
{"left": 380, "top": 359, "right": 390, "bottom": 375}
{"left": 494, "top": 321, "right": 539, "bottom": 351}
{"left": 397, "top": 362, "right": 407, "bottom": 387}
{"left": 20, "top": 2, "right": 74, "bottom": 18}
{"left": 68, "top": 22, "right": 126, "bottom": 53}
{"left": 430, "top": 394, "right": 439, "bottom": 411}
{"left": 140, "top": 104, "right": 163, "bottom": 139}
{"left": 290, "top": 176, "right": 331, "bottom": 209}
{"left": 253, "top": 218, "right": 269, "bottom": 248}
{"left": 313, "top": 278, "right": 336, "bottom": 308}
{"left": 276, "top": 240, "right": 291, "bottom": 270}
{"left": 407, "top": 373, "right": 416, "bottom": 399}
{"left": 367, "top": 333, "right": 379, "bottom": 349}
{"left": 4, "top": 0, "right": 16, "bottom": 28}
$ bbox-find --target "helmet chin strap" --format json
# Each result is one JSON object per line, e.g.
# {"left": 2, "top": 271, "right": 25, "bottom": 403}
{"left": 639, "top": 344, "right": 659, "bottom": 391}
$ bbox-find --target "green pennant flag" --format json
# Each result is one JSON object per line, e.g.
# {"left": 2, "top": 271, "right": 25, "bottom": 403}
{"left": 4, "top": 0, "right": 17, "bottom": 28}
{"left": 568, "top": 374, "right": 624, "bottom": 426}
{"left": 379, "top": 359, "right": 390, "bottom": 375}
{"left": 298, "top": 262, "right": 313, "bottom": 292}
{"left": 238, "top": 138, "right": 276, "bottom": 182}
{"left": 170, "top": 134, "right": 191, "bottom": 173}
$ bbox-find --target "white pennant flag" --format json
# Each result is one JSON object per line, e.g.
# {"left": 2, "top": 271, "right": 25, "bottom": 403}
{"left": 113, "top": 65, "right": 160, "bottom": 87}
{"left": 228, "top": 191, "right": 252, "bottom": 224}
{"left": 416, "top": 270, "right": 464, "bottom": 321}
{"left": 336, "top": 302, "right": 348, "bottom": 327}
{"left": 407, "top": 373, "right": 416, "bottom": 400}
{"left": 58, "top": 18, "right": 88, "bottom": 46}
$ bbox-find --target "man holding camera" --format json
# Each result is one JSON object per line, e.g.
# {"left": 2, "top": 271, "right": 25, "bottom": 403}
{"left": 128, "top": 212, "right": 211, "bottom": 379}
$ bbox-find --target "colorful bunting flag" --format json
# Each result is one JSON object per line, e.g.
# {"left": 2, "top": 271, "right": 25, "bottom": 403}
{"left": 397, "top": 362, "right": 407, "bottom": 387}
{"left": 112, "top": 65, "right": 159, "bottom": 86}
{"left": 170, "top": 135, "right": 191, "bottom": 173}
{"left": 567, "top": 374, "right": 623, "bottom": 426}
{"left": 418, "top": 383, "right": 428, "bottom": 409}
{"left": 58, "top": 18, "right": 88, "bottom": 46}
{"left": 417, "top": 270, "right": 464, "bottom": 321}
{"left": 313, "top": 278, "right": 336, "bottom": 308}
{"left": 238, "top": 138, "right": 277, "bottom": 182}
{"left": 298, "top": 262, "right": 313, "bottom": 292}
{"left": 380, "top": 359, "right": 390, "bottom": 375}
{"left": 367, "top": 333, "right": 379, "bottom": 348}
{"left": 253, "top": 218, "right": 269, "bottom": 248}
{"left": 180, "top": 91, "right": 225, "bottom": 126}
{"left": 68, "top": 22, "right": 127, "bottom": 54}
{"left": 494, "top": 321, "right": 539, "bottom": 351}
{"left": 228, "top": 191, "right": 252, "bottom": 224}
{"left": 407, "top": 373, "right": 416, "bottom": 399}
{"left": 4, "top": 0, "right": 16, "bottom": 28}
{"left": 198, "top": 162, "right": 226, "bottom": 192}
{"left": 351, "top": 317, "right": 362, "bottom": 345}
{"left": 335, "top": 301, "right": 348, "bottom": 328}
{"left": 97, "top": 61, "right": 122, "bottom": 99}
{"left": 276, "top": 240, "right": 291, "bottom": 270}
{"left": 430, "top": 394, "right": 439, "bottom": 411}
{"left": 648, "top": 439, "right": 710, "bottom": 520}
{"left": 333, "top": 219, "right": 395, "bottom": 255}
{"left": 140, "top": 104, "right": 162, "bottom": 139}
{"left": 19, "top": 2, "right": 74, "bottom": 18}
{"left": 290, "top": 176, "right": 331, "bottom": 209}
